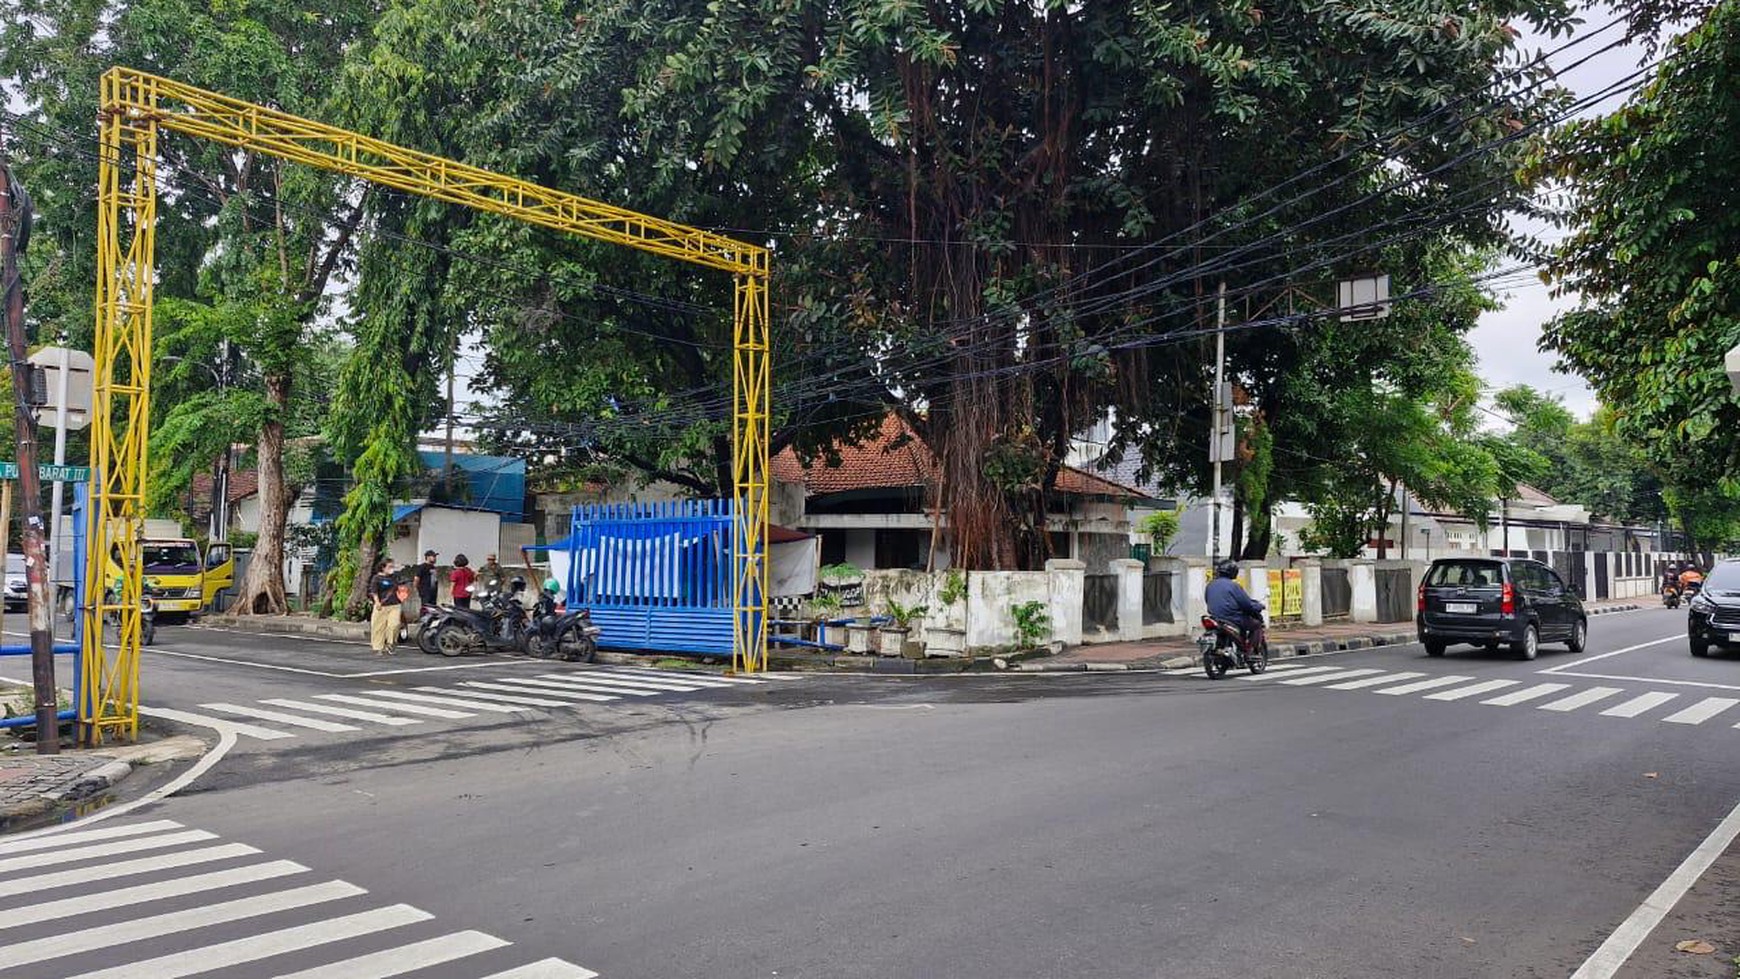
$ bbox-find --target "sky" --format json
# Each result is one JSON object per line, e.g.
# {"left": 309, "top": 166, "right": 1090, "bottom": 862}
{"left": 1466, "top": 5, "right": 1658, "bottom": 422}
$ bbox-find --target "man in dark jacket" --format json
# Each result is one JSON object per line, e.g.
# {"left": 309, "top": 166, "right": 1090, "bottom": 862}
{"left": 1205, "top": 560, "right": 1265, "bottom": 638}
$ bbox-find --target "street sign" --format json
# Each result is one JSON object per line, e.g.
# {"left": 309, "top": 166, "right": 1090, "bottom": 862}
{"left": 0, "top": 462, "right": 91, "bottom": 482}
{"left": 1338, "top": 274, "right": 1392, "bottom": 322}
{"left": 1727, "top": 342, "right": 1740, "bottom": 396}
{"left": 26, "top": 347, "right": 94, "bottom": 430}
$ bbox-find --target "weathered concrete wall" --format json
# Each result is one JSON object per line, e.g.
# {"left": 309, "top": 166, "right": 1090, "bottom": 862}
{"left": 966, "top": 571, "right": 1051, "bottom": 650}
{"left": 1046, "top": 559, "right": 1086, "bottom": 646}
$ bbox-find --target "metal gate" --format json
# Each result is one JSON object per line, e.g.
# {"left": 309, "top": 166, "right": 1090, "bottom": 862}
{"left": 1142, "top": 571, "right": 1173, "bottom": 625}
{"left": 1321, "top": 568, "right": 1351, "bottom": 619}
{"left": 1083, "top": 574, "right": 1118, "bottom": 633}
{"left": 567, "top": 500, "right": 735, "bottom": 654}
{"left": 1375, "top": 568, "right": 1412, "bottom": 623}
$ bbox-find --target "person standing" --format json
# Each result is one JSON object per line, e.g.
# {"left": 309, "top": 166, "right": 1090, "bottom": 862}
{"left": 480, "top": 553, "right": 505, "bottom": 596}
{"left": 450, "top": 553, "right": 475, "bottom": 609}
{"left": 414, "top": 549, "right": 440, "bottom": 608}
{"left": 370, "top": 558, "right": 402, "bottom": 656}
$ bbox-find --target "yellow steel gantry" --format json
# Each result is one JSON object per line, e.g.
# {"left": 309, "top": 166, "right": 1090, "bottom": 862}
{"left": 87, "top": 68, "right": 772, "bottom": 741}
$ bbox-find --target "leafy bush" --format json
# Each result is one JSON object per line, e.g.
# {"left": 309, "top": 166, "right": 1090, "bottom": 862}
{"left": 1137, "top": 509, "right": 1181, "bottom": 554}
{"left": 884, "top": 598, "right": 929, "bottom": 628}
{"left": 939, "top": 569, "right": 968, "bottom": 605}
{"left": 1010, "top": 600, "right": 1051, "bottom": 647}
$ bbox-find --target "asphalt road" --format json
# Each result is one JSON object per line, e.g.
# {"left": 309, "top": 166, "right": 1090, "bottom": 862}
{"left": 2, "top": 606, "right": 1737, "bottom": 978}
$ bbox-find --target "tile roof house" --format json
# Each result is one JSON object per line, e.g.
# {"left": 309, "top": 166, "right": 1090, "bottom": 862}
{"left": 771, "top": 414, "right": 1152, "bottom": 571}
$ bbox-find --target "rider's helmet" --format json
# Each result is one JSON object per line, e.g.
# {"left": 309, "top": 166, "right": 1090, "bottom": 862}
{"left": 542, "top": 577, "right": 561, "bottom": 594}
{"left": 1215, "top": 560, "right": 1240, "bottom": 579}
{"left": 509, "top": 576, "right": 527, "bottom": 593}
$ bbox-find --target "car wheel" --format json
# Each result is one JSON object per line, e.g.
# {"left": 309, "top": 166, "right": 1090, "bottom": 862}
{"left": 1691, "top": 638, "right": 1711, "bottom": 658}
{"left": 1567, "top": 618, "right": 1587, "bottom": 653}
{"left": 1424, "top": 641, "right": 1447, "bottom": 658}
{"left": 1513, "top": 624, "right": 1539, "bottom": 661}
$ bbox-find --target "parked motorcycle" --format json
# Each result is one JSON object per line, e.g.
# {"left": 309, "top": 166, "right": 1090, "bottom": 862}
{"left": 432, "top": 581, "right": 532, "bottom": 657}
{"left": 1197, "top": 611, "right": 1268, "bottom": 679}
{"left": 415, "top": 603, "right": 451, "bottom": 655}
{"left": 524, "top": 590, "right": 601, "bottom": 662}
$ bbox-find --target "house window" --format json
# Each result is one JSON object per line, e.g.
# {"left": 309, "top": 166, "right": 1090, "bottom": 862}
{"left": 820, "top": 532, "right": 846, "bottom": 566}
{"left": 1049, "top": 532, "right": 1073, "bottom": 560}
{"left": 874, "top": 530, "right": 926, "bottom": 570}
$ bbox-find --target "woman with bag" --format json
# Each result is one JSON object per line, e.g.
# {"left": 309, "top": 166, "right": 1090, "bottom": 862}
{"left": 370, "top": 558, "right": 403, "bottom": 656}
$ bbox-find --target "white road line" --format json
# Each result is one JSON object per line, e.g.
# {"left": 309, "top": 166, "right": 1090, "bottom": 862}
{"left": 0, "top": 819, "right": 183, "bottom": 855}
{"left": 606, "top": 666, "right": 763, "bottom": 685}
{"left": 0, "top": 879, "right": 365, "bottom": 969}
{"left": 1601, "top": 691, "right": 1680, "bottom": 718}
{"left": 260, "top": 698, "right": 422, "bottom": 726}
{"left": 1538, "top": 687, "right": 1625, "bottom": 713}
{"left": 1248, "top": 661, "right": 1314, "bottom": 672}
{"left": 511, "top": 676, "right": 660, "bottom": 697}
{"left": 537, "top": 673, "right": 707, "bottom": 693}
{"left": 315, "top": 693, "right": 476, "bottom": 719}
{"left": 1239, "top": 665, "right": 1342, "bottom": 682}
{"left": 357, "top": 690, "right": 531, "bottom": 714}
{"left": 142, "top": 705, "right": 295, "bottom": 741}
{"left": 1538, "top": 635, "right": 1683, "bottom": 674}
{"left": 1280, "top": 669, "right": 1383, "bottom": 686}
{"left": 459, "top": 681, "right": 618, "bottom": 703}
{"left": 1662, "top": 697, "right": 1740, "bottom": 726}
{"left": 0, "top": 860, "right": 308, "bottom": 930}
{"left": 1423, "top": 679, "right": 1521, "bottom": 701}
{"left": 270, "top": 929, "right": 510, "bottom": 979}
{"left": 199, "top": 703, "right": 360, "bottom": 732}
{"left": 1374, "top": 675, "right": 1475, "bottom": 696}
{"left": 479, "top": 958, "right": 602, "bottom": 979}
{"left": 415, "top": 686, "right": 570, "bottom": 708}
{"left": 1481, "top": 683, "right": 1572, "bottom": 707}
{"left": 0, "top": 844, "right": 261, "bottom": 899}
{"left": 0, "top": 829, "right": 219, "bottom": 875}
{"left": 1540, "top": 671, "right": 1740, "bottom": 693}
{"left": 1326, "top": 671, "right": 1425, "bottom": 691}
{"left": 66, "top": 904, "right": 433, "bottom": 979}
{"left": 1571, "top": 794, "right": 1740, "bottom": 979}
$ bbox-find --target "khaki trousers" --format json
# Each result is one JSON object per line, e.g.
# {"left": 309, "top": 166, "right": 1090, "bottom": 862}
{"left": 370, "top": 603, "right": 400, "bottom": 653}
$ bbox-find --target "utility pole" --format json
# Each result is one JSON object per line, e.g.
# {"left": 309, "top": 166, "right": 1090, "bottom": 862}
{"left": 1, "top": 134, "right": 60, "bottom": 752}
{"left": 1210, "top": 282, "right": 1227, "bottom": 567}
{"left": 211, "top": 338, "right": 231, "bottom": 542}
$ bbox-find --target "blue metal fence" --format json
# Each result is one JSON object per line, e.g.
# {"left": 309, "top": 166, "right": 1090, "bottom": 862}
{"left": 0, "top": 482, "right": 85, "bottom": 730}
{"left": 566, "top": 499, "right": 736, "bottom": 654}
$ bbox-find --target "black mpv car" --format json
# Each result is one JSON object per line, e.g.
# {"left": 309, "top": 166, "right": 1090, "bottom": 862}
{"left": 1687, "top": 559, "right": 1740, "bottom": 657}
{"left": 1416, "top": 557, "right": 1588, "bottom": 661}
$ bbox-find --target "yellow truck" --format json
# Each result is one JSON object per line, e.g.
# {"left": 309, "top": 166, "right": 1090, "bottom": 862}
{"left": 55, "top": 519, "right": 235, "bottom": 621}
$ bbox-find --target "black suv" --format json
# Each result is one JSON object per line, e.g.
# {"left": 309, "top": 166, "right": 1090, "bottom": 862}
{"left": 1687, "top": 559, "right": 1740, "bottom": 657}
{"left": 1416, "top": 557, "right": 1588, "bottom": 661}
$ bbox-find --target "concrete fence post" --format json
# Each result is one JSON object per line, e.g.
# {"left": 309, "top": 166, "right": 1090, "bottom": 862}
{"left": 1240, "top": 560, "right": 1270, "bottom": 623}
{"left": 1045, "top": 559, "right": 1086, "bottom": 647}
{"left": 1300, "top": 559, "right": 1323, "bottom": 627}
{"left": 1350, "top": 560, "right": 1378, "bottom": 623}
{"left": 1112, "top": 558, "right": 1144, "bottom": 642}
{"left": 1184, "top": 558, "right": 1210, "bottom": 628}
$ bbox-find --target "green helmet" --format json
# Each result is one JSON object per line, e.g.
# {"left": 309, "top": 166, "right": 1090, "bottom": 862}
{"left": 542, "top": 577, "right": 561, "bottom": 594}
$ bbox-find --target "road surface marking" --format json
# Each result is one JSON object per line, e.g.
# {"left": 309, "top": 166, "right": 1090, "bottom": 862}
{"left": 1536, "top": 670, "right": 1740, "bottom": 693}
{"left": 1423, "top": 679, "right": 1521, "bottom": 701}
{"left": 1601, "top": 691, "right": 1679, "bottom": 718}
{"left": 315, "top": 693, "right": 476, "bottom": 719}
{"left": 1570, "top": 792, "right": 1740, "bottom": 979}
{"left": 0, "top": 879, "right": 365, "bottom": 969}
{"left": 1326, "top": 671, "right": 1425, "bottom": 690}
{"left": 414, "top": 686, "right": 571, "bottom": 708}
{"left": 0, "top": 829, "right": 218, "bottom": 875}
{"left": 270, "top": 929, "right": 510, "bottom": 979}
{"left": 65, "top": 904, "right": 433, "bottom": 979}
{"left": 1239, "top": 665, "right": 1342, "bottom": 681}
{"left": 0, "top": 860, "right": 308, "bottom": 930}
{"left": 142, "top": 705, "right": 295, "bottom": 740}
{"left": 1662, "top": 697, "right": 1740, "bottom": 726}
{"left": 0, "top": 819, "right": 183, "bottom": 855}
{"left": 1538, "top": 635, "right": 1682, "bottom": 674}
{"left": 199, "top": 702, "right": 360, "bottom": 732}
{"left": 358, "top": 690, "right": 532, "bottom": 713}
{"left": 479, "top": 959, "right": 602, "bottom": 979}
{"left": 1280, "top": 668, "right": 1383, "bottom": 686}
{"left": 459, "top": 680, "right": 618, "bottom": 703}
{"left": 260, "top": 698, "right": 422, "bottom": 726}
{"left": 1538, "top": 687, "right": 1625, "bottom": 712}
{"left": 1481, "top": 683, "right": 1572, "bottom": 707}
{"left": 1374, "top": 675, "right": 1475, "bottom": 696}
{"left": 0, "top": 844, "right": 262, "bottom": 899}
{"left": 514, "top": 675, "right": 661, "bottom": 696}
{"left": 538, "top": 673, "right": 710, "bottom": 692}
{"left": 606, "top": 665, "right": 766, "bottom": 685}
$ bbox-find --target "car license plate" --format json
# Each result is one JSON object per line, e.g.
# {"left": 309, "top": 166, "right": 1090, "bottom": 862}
{"left": 1446, "top": 602, "right": 1478, "bottom": 614}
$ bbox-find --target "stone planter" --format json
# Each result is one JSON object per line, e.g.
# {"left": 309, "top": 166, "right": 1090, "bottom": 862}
{"left": 878, "top": 626, "right": 909, "bottom": 657}
{"left": 845, "top": 622, "right": 875, "bottom": 654}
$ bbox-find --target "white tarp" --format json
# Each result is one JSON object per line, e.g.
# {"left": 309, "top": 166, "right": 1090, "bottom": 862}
{"left": 771, "top": 537, "right": 819, "bottom": 597}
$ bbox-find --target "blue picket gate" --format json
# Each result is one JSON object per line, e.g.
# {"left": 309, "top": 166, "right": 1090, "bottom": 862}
{"left": 566, "top": 499, "right": 736, "bottom": 654}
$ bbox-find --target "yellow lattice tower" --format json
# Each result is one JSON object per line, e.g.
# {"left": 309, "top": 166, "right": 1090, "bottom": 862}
{"left": 86, "top": 69, "right": 772, "bottom": 741}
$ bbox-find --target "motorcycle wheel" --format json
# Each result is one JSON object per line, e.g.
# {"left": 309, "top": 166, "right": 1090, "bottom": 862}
{"left": 558, "top": 627, "right": 598, "bottom": 663}
{"left": 434, "top": 622, "right": 471, "bottom": 658}
{"left": 1203, "top": 649, "right": 1227, "bottom": 680}
{"left": 1246, "top": 639, "right": 1268, "bottom": 674}
{"left": 417, "top": 619, "right": 442, "bottom": 655}
{"left": 525, "top": 632, "right": 557, "bottom": 659}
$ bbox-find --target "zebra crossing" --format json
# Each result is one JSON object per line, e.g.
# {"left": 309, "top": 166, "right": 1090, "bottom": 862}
{"left": 0, "top": 817, "right": 597, "bottom": 977}
{"left": 143, "top": 666, "right": 793, "bottom": 743}
{"left": 1239, "top": 661, "right": 1740, "bottom": 730}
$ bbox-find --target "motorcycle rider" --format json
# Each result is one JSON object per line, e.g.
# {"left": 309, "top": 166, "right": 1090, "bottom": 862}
{"left": 1205, "top": 559, "right": 1265, "bottom": 643}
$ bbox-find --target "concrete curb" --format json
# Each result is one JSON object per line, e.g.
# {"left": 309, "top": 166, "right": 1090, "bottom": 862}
{"left": 202, "top": 616, "right": 369, "bottom": 641}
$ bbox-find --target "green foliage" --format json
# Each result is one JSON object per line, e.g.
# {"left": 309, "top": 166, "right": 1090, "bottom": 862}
{"left": 809, "top": 590, "right": 844, "bottom": 617}
{"left": 1537, "top": 2, "right": 1740, "bottom": 547}
{"left": 227, "top": 531, "right": 259, "bottom": 551}
{"left": 820, "top": 563, "right": 863, "bottom": 584}
{"left": 939, "top": 570, "right": 968, "bottom": 606}
{"left": 1137, "top": 510, "right": 1182, "bottom": 555}
{"left": 1009, "top": 600, "right": 1051, "bottom": 648}
{"left": 883, "top": 599, "right": 929, "bottom": 629}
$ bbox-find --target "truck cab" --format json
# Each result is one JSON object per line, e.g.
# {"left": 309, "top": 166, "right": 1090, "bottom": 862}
{"left": 106, "top": 538, "right": 234, "bottom": 621}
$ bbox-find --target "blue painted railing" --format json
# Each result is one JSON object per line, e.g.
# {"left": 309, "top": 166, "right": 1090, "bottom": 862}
{"left": 0, "top": 483, "right": 85, "bottom": 730}
{"left": 567, "top": 499, "right": 736, "bottom": 654}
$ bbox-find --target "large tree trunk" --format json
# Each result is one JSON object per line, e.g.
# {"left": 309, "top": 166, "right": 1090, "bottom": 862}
{"left": 232, "top": 374, "right": 292, "bottom": 614}
{"left": 345, "top": 534, "right": 381, "bottom": 621}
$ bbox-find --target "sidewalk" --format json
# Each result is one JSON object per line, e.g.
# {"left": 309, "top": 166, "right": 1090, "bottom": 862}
{"left": 1019, "top": 598, "right": 1646, "bottom": 672}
